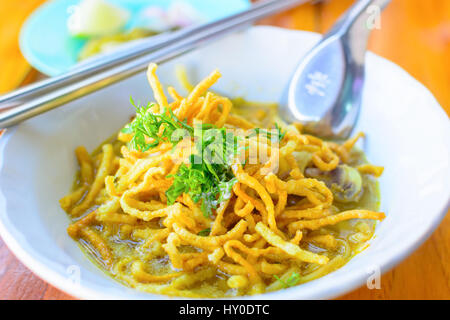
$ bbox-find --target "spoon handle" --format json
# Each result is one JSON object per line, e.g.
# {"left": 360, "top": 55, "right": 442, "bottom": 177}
{"left": 328, "top": 0, "right": 391, "bottom": 63}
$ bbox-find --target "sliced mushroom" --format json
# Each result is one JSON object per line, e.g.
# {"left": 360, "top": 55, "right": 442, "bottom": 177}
{"left": 305, "top": 165, "right": 363, "bottom": 203}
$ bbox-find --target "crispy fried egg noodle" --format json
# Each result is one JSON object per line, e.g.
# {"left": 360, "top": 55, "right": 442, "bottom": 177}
{"left": 60, "top": 63, "right": 385, "bottom": 297}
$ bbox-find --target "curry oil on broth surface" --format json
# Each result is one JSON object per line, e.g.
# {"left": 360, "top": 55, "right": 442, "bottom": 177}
{"left": 65, "top": 100, "right": 381, "bottom": 298}
{"left": 296, "top": 150, "right": 381, "bottom": 284}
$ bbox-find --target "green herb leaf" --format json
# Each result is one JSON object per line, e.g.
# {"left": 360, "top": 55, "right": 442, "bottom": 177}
{"left": 122, "top": 97, "right": 193, "bottom": 152}
{"left": 275, "top": 123, "right": 287, "bottom": 141}
{"left": 273, "top": 272, "right": 300, "bottom": 288}
{"left": 165, "top": 126, "right": 239, "bottom": 218}
{"left": 198, "top": 228, "right": 211, "bottom": 237}
{"left": 246, "top": 123, "right": 286, "bottom": 142}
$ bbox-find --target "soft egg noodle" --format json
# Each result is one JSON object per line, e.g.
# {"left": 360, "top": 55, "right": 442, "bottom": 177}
{"left": 60, "top": 63, "right": 385, "bottom": 297}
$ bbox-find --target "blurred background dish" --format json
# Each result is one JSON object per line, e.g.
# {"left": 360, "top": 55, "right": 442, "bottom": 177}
{"left": 19, "top": 0, "right": 251, "bottom": 76}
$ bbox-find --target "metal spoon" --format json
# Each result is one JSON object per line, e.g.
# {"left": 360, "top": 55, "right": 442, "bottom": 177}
{"left": 280, "top": 0, "right": 391, "bottom": 139}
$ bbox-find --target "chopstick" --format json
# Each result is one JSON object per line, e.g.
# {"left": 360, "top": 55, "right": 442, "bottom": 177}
{"left": 0, "top": 0, "right": 308, "bottom": 128}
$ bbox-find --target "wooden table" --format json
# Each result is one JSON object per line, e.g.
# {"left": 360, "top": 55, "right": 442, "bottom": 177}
{"left": 0, "top": 0, "right": 449, "bottom": 300}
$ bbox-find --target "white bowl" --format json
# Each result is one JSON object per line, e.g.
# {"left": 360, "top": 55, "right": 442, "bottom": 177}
{"left": 1, "top": 26, "right": 449, "bottom": 300}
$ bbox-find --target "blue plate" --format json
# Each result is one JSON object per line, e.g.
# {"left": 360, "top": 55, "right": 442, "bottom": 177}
{"left": 20, "top": 0, "right": 251, "bottom": 76}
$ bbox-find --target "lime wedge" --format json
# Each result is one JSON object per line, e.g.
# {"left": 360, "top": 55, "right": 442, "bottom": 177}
{"left": 68, "top": 0, "right": 130, "bottom": 37}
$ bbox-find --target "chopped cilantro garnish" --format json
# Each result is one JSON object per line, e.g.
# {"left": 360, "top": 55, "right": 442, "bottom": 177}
{"left": 166, "top": 126, "right": 240, "bottom": 218}
{"left": 121, "top": 97, "right": 193, "bottom": 152}
{"left": 123, "top": 97, "right": 277, "bottom": 218}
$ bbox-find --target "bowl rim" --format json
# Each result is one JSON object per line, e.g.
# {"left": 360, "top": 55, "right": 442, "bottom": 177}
{"left": 3, "top": 25, "right": 450, "bottom": 300}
